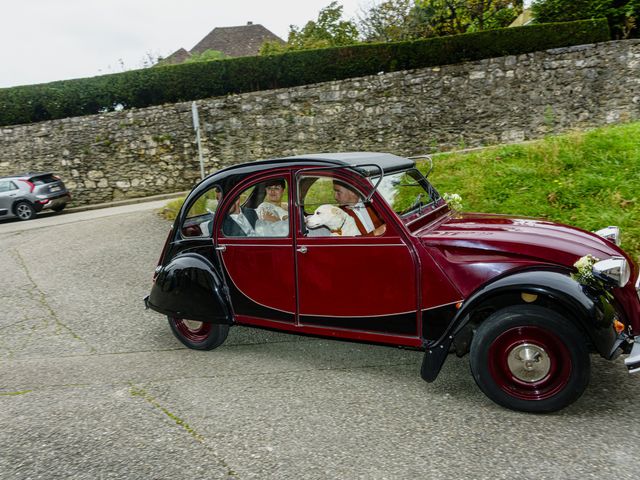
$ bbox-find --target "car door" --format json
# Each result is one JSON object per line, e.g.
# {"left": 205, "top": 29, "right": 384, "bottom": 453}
{"left": 0, "top": 180, "right": 18, "bottom": 217}
{"left": 294, "top": 172, "right": 420, "bottom": 346}
{"left": 214, "top": 173, "right": 297, "bottom": 325}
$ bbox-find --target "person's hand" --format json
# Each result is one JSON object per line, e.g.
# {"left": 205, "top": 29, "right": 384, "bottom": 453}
{"left": 261, "top": 211, "right": 279, "bottom": 222}
{"left": 373, "top": 224, "right": 386, "bottom": 236}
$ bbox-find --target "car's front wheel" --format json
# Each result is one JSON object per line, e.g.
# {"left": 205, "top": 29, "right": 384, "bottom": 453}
{"left": 470, "top": 305, "right": 590, "bottom": 413}
{"left": 14, "top": 201, "right": 35, "bottom": 221}
{"left": 168, "top": 316, "right": 229, "bottom": 350}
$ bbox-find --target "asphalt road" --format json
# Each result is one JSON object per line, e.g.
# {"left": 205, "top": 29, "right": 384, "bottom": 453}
{"left": 1, "top": 203, "right": 639, "bottom": 479}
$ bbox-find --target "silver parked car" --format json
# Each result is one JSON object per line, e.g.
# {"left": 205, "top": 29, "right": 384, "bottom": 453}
{"left": 0, "top": 173, "right": 71, "bottom": 221}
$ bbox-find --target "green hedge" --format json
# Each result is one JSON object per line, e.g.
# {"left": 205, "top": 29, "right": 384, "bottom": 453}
{"left": 0, "top": 19, "right": 610, "bottom": 127}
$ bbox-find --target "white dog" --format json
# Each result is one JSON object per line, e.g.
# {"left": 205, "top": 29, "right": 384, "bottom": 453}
{"left": 306, "top": 204, "right": 360, "bottom": 236}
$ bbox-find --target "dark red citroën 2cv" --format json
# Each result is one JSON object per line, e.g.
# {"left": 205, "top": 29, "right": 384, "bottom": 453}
{"left": 146, "top": 152, "right": 640, "bottom": 412}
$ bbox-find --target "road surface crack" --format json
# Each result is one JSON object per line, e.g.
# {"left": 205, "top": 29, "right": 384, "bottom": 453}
{"left": 129, "top": 383, "right": 239, "bottom": 478}
{"left": 11, "top": 248, "right": 96, "bottom": 353}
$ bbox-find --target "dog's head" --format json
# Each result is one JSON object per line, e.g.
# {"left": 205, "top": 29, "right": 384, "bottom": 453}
{"left": 306, "top": 204, "right": 347, "bottom": 230}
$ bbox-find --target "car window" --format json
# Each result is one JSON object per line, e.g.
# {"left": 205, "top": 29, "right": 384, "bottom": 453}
{"left": 299, "top": 175, "right": 385, "bottom": 237}
{"left": 375, "top": 169, "right": 438, "bottom": 217}
{"left": 186, "top": 186, "right": 220, "bottom": 220}
{"left": 0, "top": 181, "right": 13, "bottom": 193}
{"left": 29, "top": 174, "right": 59, "bottom": 185}
{"left": 221, "top": 178, "right": 289, "bottom": 238}
{"left": 180, "top": 186, "right": 222, "bottom": 238}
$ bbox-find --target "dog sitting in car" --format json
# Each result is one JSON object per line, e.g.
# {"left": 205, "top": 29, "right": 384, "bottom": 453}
{"left": 305, "top": 204, "right": 360, "bottom": 236}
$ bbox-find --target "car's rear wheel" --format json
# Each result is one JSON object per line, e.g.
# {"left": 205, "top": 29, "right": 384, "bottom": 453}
{"left": 470, "top": 305, "right": 590, "bottom": 413}
{"left": 14, "top": 201, "right": 35, "bottom": 221}
{"left": 168, "top": 316, "right": 229, "bottom": 350}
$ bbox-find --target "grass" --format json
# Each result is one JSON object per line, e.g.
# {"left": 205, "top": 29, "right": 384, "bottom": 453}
{"left": 158, "top": 121, "right": 640, "bottom": 260}
{"left": 426, "top": 122, "right": 640, "bottom": 261}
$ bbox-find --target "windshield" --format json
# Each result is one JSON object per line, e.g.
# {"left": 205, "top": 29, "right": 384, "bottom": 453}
{"left": 374, "top": 168, "right": 439, "bottom": 217}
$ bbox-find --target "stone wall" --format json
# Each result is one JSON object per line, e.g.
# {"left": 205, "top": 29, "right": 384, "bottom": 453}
{"left": 1, "top": 40, "right": 639, "bottom": 206}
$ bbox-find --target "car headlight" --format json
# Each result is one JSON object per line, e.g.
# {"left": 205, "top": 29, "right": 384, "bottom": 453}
{"left": 593, "top": 257, "right": 630, "bottom": 287}
{"left": 594, "top": 226, "right": 621, "bottom": 246}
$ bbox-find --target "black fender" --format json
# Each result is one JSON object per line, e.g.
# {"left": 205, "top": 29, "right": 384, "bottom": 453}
{"left": 146, "top": 253, "right": 232, "bottom": 324}
{"left": 421, "top": 268, "right": 620, "bottom": 382}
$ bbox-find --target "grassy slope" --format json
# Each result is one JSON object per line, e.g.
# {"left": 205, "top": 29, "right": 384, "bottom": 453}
{"left": 424, "top": 122, "right": 640, "bottom": 261}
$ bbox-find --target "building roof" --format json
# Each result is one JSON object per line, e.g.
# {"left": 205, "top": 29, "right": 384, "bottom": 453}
{"left": 190, "top": 22, "right": 284, "bottom": 57}
{"left": 160, "top": 48, "right": 192, "bottom": 66}
{"left": 509, "top": 9, "right": 535, "bottom": 27}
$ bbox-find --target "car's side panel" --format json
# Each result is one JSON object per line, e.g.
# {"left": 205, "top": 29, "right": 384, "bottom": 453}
{"left": 294, "top": 230, "right": 421, "bottom": 340}
{"left": 218, "top": 240, "right": 296, "bottom": 322}
{"left": 0, "top": 180, "right": 19, "bottom": 218}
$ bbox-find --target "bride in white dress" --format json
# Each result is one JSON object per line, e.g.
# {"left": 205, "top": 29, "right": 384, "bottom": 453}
{"left": 255, "top": 179, "right": 289, "bottom": 236}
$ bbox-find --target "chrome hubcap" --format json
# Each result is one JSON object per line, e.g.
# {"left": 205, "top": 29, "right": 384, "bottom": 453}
{"left": 507, "top": 343, "right": 551, "bottom": 383}
{"left": 183, "top": 320, "right": 203, "bottom": 331}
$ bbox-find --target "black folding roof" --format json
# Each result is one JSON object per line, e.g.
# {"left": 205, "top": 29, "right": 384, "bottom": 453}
{"left": 265, "top": 152, "right": 415, "bottom": 176}
{"left": 242, "top": 152, "right": 415, "bottom": 176}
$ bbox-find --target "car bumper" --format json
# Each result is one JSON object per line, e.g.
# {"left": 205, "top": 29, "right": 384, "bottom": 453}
{"left": 625, "top": 338, "right": 640, "bottom": 373}
{"left": 39, "top": 193, "right": 71, "bottom": 210}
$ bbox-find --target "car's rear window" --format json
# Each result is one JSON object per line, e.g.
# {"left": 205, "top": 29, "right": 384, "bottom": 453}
{"left": 29, "top": 174, "right": 58, "bottom": 185}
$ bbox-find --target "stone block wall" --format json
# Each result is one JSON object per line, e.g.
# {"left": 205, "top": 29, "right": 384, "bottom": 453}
{"left": 1, "top": 40, "right": 639, "bottom": 206}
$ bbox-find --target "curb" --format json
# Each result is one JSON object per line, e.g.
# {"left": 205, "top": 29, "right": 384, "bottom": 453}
{"left": 64, "top": 191, "right": 188, "bottom": 214}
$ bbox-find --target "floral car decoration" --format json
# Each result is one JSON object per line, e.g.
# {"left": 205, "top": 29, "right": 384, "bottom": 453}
{"left": 145, "top": 152, "right": 640, "bottom": 413}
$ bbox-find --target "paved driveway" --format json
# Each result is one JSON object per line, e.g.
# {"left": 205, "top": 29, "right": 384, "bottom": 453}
{"left": 1, "top": 204, "right": 639, "bottom": 479}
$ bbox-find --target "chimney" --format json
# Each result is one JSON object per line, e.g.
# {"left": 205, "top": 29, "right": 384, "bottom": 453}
{"left": 247, "top": 21, "right": 253, "bottom": 25}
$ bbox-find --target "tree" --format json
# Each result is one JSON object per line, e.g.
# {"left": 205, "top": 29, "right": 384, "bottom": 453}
{"left": 260, "top": 1, "right": 359, "bottom": 54}
{"left": 412, "top": 0, "right": 522, "bottom": 36}
{"left": 531, "top": 0, "right": 639, "bottom": 38}
{"left": 466, "top": 0, "right": 523, "bottom": 31}
{"left": 358, "top": 0, "right": 428, "bottom": 41}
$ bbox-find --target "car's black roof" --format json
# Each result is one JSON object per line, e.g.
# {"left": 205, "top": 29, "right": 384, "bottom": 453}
{"left": 188, "top": 152, "right": 419, "bottom": 207}
{"left": 277, "top": 152, "right": 415, "bottom": 175}
{"left": 224, "top": 152, "right": 415, "bottom": 177}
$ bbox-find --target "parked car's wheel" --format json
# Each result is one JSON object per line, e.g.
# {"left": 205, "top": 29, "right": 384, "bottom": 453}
{"left": 470, "top": 305, "right": 590, "bottom": 413}
{"left": 14, "top": 201, "right": 35, "bottom": 221}
{"left": 52, "top": 204, "right": 66, "bottom": 212}
{"left": 168, "top": 316, "right": 229, "bottom": 350}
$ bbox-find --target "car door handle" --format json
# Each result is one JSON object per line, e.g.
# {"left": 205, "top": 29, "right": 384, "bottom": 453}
{"left": 215, "top": 245, "right": 227, "bottom": 252}
{"left": 297, "top": 246, "right": 308, "bottom": 254}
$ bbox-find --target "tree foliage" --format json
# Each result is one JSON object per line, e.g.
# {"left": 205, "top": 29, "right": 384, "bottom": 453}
{"left": 413, "top": 0, "right": 523, "bottom": 36}
{"left": 260, "top": 1, "right": 359, "bottom": 54}
{"left": 358, "top": 0, "right": 428, "bottom": 41}
{"left": 531, "top": 0, "right": 640, "bottom": 38}
{"left": 358, "top": 0, "right": 523, "bottom": 41}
